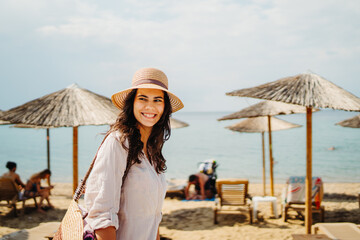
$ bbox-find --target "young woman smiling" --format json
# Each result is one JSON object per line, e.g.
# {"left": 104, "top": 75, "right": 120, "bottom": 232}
{"left": 84, "top": 68, "right": 184, "bottom": 240}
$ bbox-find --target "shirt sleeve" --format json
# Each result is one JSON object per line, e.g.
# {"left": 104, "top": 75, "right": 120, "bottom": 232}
{"left": 84, "top": 131, "right": 127, "bottom": 231}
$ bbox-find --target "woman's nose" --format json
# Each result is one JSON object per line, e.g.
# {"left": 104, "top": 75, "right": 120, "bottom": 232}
{"left": 144, "top": 101, "right": 155, "bottom": 109}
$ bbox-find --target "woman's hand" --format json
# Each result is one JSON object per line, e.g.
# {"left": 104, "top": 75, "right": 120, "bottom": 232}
{"left": 95, "top": 226, "right": 116, "bottom": 240}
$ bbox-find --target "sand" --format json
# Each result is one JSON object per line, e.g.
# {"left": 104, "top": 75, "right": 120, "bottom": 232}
{"left": 0, "top": 182, "right": 359, "bottom": 239}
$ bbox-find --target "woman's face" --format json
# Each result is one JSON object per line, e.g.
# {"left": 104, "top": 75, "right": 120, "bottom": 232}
{"left": 42, "top": 173, "right": 50, "bottom": 180}
{"left": 133, "top": 88, "right": 165, "bottom": 130}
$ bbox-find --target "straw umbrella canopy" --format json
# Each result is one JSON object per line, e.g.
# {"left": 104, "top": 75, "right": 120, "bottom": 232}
{"left": 1, "top": 84, "right": 119, "bottom": 192}
{"left": 219, "top": 100, "right": 311, "bottom": 197}
{"left": 170, "top": 117, "right": 189, "bottom": 129}
{"left": 336, "top": 114, "right": 360, "bottom": 128}
{"left": 226, "top": 72, "right": 360, "bottom": 233}
{"left": 0, "top": 110, "right": 10, "bottom": 125}
{"left": 219, "top": 101, "right": 311, "bottom": 120}
{"left": 226, "top": 116, "right": 301, "bottom": 196}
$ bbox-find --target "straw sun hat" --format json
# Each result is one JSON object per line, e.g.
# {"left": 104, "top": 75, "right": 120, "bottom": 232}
{"left": 111, "top": 68, "right": 184, "bottom": 113}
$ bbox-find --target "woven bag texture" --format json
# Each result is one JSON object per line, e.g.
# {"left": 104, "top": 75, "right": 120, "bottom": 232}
{"left": 53, "top": 199, "right": 84, "bottom": 240}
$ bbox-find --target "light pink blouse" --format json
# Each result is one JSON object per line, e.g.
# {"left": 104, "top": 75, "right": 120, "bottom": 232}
{"left": 84, "top": 131, "right": 167, "bottom": 240}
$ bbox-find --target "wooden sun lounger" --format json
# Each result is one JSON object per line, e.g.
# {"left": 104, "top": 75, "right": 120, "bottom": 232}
{"left": 292, "top": 234, "right": 331, "bottom": 240}
{"left": 313, "top": 222, "right": 360, "bottom": 240}
{"left": 0, "top": 177, "right": 39, "bottom": 216}
{"left": 282, "top": 176, "right": 325, "bottom": 222}
{"left": 214, "top": 179, "right": 252, "bottom": 224}
{"left": 165, "top": 179, "right": 186, "bottom": 199}
{"left": 284, "top": 202, "right": 325, "bottom": 222}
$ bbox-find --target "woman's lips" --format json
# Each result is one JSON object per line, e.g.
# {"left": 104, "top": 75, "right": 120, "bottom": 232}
{"left": 142, "top": 113, "right": 156, "bottom": 119}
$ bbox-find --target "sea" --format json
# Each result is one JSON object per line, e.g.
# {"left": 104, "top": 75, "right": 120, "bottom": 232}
{"left": 0, "top": 110, "right": 359, "bottom": 184}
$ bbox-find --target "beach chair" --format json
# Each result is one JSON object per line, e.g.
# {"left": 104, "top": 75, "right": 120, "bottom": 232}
{"left": 313, "top": 222, "right": 360, "bottom": 240}
{"left": 282, "top": 176, "right": 325, "bottom": 222}
{"left": 0, "top": 177, "right": 38, "bottom": 216}
{"left": 214, "top": 179, "right": 252, "bottom": 224}
{"left": 166, "top": 179, "right": 186, "bottom": 199}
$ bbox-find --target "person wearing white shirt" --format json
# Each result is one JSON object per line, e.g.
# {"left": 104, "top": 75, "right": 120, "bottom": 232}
{"left": 84, "top": 68, "right": 184, "bottom": 240}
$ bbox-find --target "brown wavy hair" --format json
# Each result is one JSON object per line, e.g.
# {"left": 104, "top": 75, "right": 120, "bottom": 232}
{"left": 30, "top": 169, "right": 51, "bottom": 180}
{"left": 107, "top": 89, "right": 172, "bottom": 175}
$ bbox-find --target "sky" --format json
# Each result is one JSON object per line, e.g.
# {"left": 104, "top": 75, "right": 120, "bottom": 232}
{"left": 1, "top": 0, "right": 359, "bottom": 113}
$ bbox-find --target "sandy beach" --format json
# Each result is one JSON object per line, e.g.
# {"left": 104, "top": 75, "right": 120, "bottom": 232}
{"left": 0, "top": 182, "right": 359, "bottom": 239}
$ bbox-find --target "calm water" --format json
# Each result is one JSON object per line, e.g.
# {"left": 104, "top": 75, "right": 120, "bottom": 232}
{"left": 0, "top": 111, "right": 359, "bottom": 184}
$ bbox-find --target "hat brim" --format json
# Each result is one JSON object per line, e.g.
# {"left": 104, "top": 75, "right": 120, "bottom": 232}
{"left": 111, "top": 84, "right": 184, "bottom": 113}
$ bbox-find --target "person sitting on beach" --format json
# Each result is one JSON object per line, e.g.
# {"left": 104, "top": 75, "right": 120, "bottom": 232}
{"left": 2, "top": 161, "right": 26, "bottom": 190}
{"left": 185, "top": 172, "right": 214, "bottom": 200}
{"left": 24, "top": 169, "right": 54, "bottom": 213}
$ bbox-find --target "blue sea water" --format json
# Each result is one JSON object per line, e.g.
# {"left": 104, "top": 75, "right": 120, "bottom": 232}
{"left": 0, "top": 110, "right": 359, "bottom": 184}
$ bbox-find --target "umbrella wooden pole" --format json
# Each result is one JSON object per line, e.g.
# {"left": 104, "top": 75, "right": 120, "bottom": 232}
{"left": 267, "top": 116, "right": 274, "bottom": 197}
{"left": 305, "top": 107, "right": 313, "bottom": 234}
{"left": 267, "top": 116, "right": 275, "bottom": 216}
{"left": 261, "top": 132, "right": 266, "bottom": 196}
{"left": 46, "top": 129, "right": 51, "bottom": 186}
{"left": 73, "top": 127, "right": 79, "bottom": 194}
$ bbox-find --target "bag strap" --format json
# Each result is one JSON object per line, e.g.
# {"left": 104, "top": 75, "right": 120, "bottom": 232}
{"left": 73, "top": 132, "right": 131, "bottom": 202}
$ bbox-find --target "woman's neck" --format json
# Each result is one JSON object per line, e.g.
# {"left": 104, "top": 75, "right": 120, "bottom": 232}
{"left": 137, "top": 124, "right": 152, "bottom": 153}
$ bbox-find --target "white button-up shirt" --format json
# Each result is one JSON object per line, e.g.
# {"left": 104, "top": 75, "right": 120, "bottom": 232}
{"left": 84, "top": 131, "right": 167, "bottom": 240}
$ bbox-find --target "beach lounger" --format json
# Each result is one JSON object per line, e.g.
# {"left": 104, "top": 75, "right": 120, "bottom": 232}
{"left": 313, "top": 222, "right": 360, "bottom": 240}
{"left": 165, "top": 179, "right": 186, "bottom": 199}
{"left": 282, "top": 176, "right": 325, "bottom": 222}
{"left": 214, "top": 179, "right": 252, "bottom": 224}
{"left": 0, "top": 177, "right": 39, "bottom": 217}
{"left": 292, "top": 234, "right": 331, "bottom": 239}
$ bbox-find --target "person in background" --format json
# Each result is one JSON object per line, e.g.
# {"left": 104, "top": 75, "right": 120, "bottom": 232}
{"left": 185, "top": 172, "right": 215, "bottom": 200}
{"left": 2, "top": 161, "right": 26, "bottom": 190}
{"left": 24, "top": 169, "right": 54, "bottom": 213}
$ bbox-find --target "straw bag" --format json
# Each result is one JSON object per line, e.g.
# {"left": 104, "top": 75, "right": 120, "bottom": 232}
{"left": 53, "top": 134, "right": 132, "bottom": 240}
{"left": 52, "top": 171, "right": 93, "bottom": 240}
{"left": 53, "top": 199, "right": 84, "bottom": 240}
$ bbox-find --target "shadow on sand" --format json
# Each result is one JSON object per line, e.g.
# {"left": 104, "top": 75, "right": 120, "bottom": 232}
{"left": 323, "top": 193, "right": 358, "bottom": 201}
{"left": 162, "top": 207, "right": 292, "bottom": 231}
{"left": 0, "top": 205, "right": 66, "bottom": 230}
{"left": 324, "top": 207, "right": 360, "bottom": 223}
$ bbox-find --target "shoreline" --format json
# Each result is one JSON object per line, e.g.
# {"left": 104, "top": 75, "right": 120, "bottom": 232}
{"left": 1, "top": 182, "right": 359, "bottom": 239}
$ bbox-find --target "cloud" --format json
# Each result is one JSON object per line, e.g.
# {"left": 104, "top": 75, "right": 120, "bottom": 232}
{"left": 35, "top": 1, "right": 360, "bottom": 63}
{"left": 1, "top": 0, "right": 360, "bottom": 111}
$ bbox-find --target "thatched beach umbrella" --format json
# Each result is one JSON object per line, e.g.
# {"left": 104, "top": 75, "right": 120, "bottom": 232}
{"left": 336, "top": 114, "right": 360, "bottom": 128}
{"left": 219, "top": 100, "right": 311, "bottom": 197}
{"left": 226, "top": 116, "right": 301, "bottom": 196}
{"left": 1, "top": 84, "right": 119, "bottom": 192}
{"left": 0, "top": 110, "right": 10, "bottom": 125}
{"left": 226, "top": 73, "right": 360, "bottom": 233}
{"left": 170, "top": 118, "right": 189, "bottom": 129}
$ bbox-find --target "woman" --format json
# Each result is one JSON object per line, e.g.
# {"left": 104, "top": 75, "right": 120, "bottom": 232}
{"left": 24, "top": 169, "right": 54, "bottom": 213}
{"left": 2, "top": 161, "right": 26, "bottom": 190}
{"left": 84, "top": 68, "right": 184, "bottom": 240}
